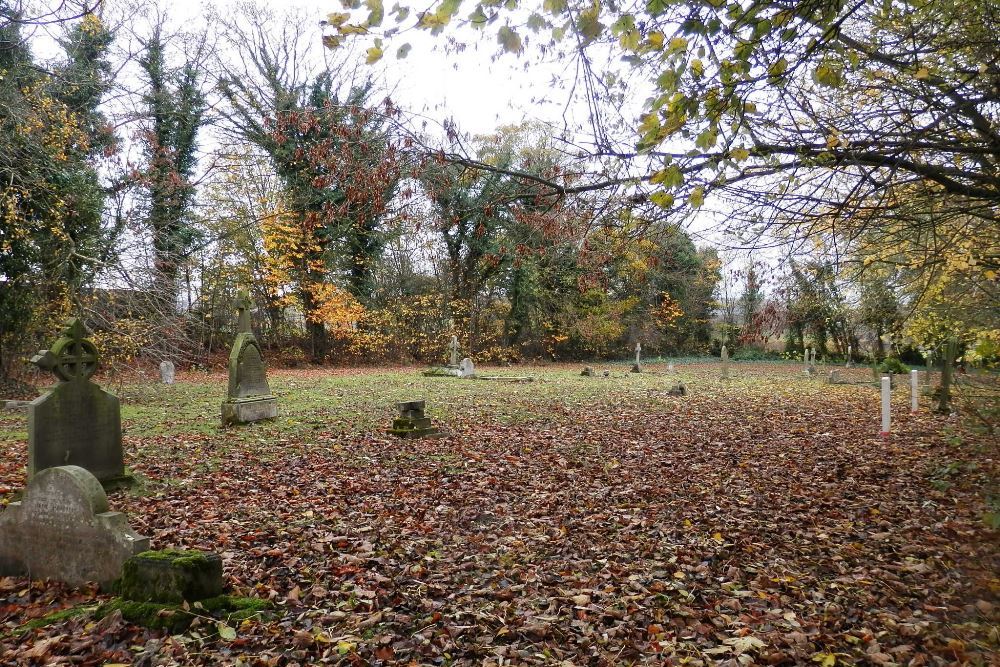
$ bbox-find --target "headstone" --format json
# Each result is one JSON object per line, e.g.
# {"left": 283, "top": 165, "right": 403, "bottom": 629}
{"left": 631, "top": 342, "right": 642, "bottom": 373}
{"left": 28, "top": 318, "right": 131, "bottom": 487}
{"left": 0, "top": 465, "right": 149, "bottom": 588}
{"left": 387, "top": 400, "right": 440, "bottom": 439}
{"left": 827, "top": 369, "right": 842, "bottom": 384}
{"left": 448, "top": 336, "right": 460, "bottom": 368}
{"left": 581, "top": 366, "right": 596, "bottom": 377}
{"left": 804, "top": 348, "right": 811, "bottom": 373}
{"left": 845, "top": 345, "right": 853, "bottom": 368}
{"left": 721, "top": 344, "right": 729, "bottom": 379}
{"left": 221, "top": 291, "right": 277, "bottom": 426}
{"left": 667, "top": 382, "right": 687, "bottom": 396}
{"left": 159, "top": 360, "right": 175, "bottom": 385}
{"left": 458, "top": 357, "right": 475, "bottom": 378}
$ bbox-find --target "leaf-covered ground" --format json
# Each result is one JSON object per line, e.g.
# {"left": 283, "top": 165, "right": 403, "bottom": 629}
{"left": 1, "top": 363, "right": 997, "bottom": 665}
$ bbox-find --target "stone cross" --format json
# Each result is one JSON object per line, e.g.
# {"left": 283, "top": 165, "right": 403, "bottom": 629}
{"left": 448, "top": 336, "right": 460, "bottom": 367}
{"left": 0, "top": 465, "right": 149, "bottom": 588}
{"left": 235, "top": 290, "right": 252, "bottom": 334}
{"left": 159, "top": 360, "right": 175, "bottom": 385}
{"left": 28, "top": 318, "right": 128, "bottom": 487}
{"left": 721, "top": 344, "right": 729, "bottom": 379}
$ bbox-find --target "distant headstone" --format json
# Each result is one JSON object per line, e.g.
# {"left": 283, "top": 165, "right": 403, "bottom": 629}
{"left": 803, "top": 348, "right": 811, "bottom": 374}
{"left": 845, "top": 345, "right": 853, "bottom": 368}
{"left": 159, "top": 360, "right": 175, "bottom": 385}
{"left": 721, "top": 344, "right": 729, "bottom": 379}
{"left": 631, "top": 342, "right": 642, "bottom": 373}
{"left": 448, "top": 336, "right": 460, "bottom": 368}
{"left": 581, "top": 366, "right": 596, "bottom": 377}
{"left": 667, "top": 382, "right": 687, "bottom": 396}
{"left": 28, "top": 318, "right": 131, "bottom": 487}
{"left": 388, "top": 400, "right": 440, "bottom": 439}
{"left": 0, "top": 465, "right": 149, "bottom": 588}
{"left": 221, "top": 291, "right": 277, "bottom": 426}
{"left": 458, "top": 357, "right": 476, "bottom": 378}
{"left": 827, "top": 369, "right": 842, "bottom": 384}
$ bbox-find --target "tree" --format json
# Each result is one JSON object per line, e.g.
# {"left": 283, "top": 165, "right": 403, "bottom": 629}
{"left": 138, "top": 23, "right": 208, "bottom": 311}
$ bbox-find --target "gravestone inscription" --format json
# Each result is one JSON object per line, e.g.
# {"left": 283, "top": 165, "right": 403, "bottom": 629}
{"left": 0, "top": 465, "right": 149, "bottom": 588}
{"left": 28, "top": 318, "right": 130, "bottom": 487}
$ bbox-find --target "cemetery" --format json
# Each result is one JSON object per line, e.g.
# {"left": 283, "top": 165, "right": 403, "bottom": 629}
{"left": 0, "top": 0, "right": 997, "bottom": 664}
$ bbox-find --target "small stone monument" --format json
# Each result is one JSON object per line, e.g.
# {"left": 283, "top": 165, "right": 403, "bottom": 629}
{"left": 845, "top": 345, "right": 853, "bottom": 368}
{"left": 827, "top": 369, "right": 843, "bottom": 384}
{"left": 803, "top": 348, "right": 811, "bottom": 375}
{"left": 28, "top": 318, "right": 131, "bottom": 488}
{"left": 631, "top": 342, "right": 642, "bottom": 373}
{"left": 159, "top": 360, "right": 175, "bottom": 385}
{"left": 458, "top": 357, "right": 476, "bottom": 378}
{"left": 222, "top": 291, "right": 278, "bottom": 426}
{"left": 0, "top": 465, "right": 149, "bottom": 588}
{"left": 721, "top": 344, "right": 730, "bottom": 379}
{"left": 581, "top": 366, "right": 596, "bottom": 377}
{"left": 387, "top": 400, "right": 440, "bottom": 439}
{"left": 667, "top": 382, "right": 687, "bottom": 396}
{"left": 119, "top": 550, "right": 224, "bottom": 604}
{"left": 447, "top": 336, "right": 460, "bottom": 369}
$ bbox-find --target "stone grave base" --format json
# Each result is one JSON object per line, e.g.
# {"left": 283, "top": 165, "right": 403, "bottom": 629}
{"left": 475, "top": 376, "right": 534, "bottom": 383}
{"left": 422, "top": 367, "right": 461, "bottom": 377}
{"left": 221, "top": 396, "right": 277, "bottom": 426}
{"left": 631, "top": 363, "right": 642, "bottom": 373}
{"left": 388, "top": 418, "right": 441, "bottom": 439}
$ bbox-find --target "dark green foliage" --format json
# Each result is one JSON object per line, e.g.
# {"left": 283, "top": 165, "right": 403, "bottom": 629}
{"left": 97, "top": 595, "right": 270, "bottom": 633}
{"left": 878, "top": 357, "right": 909, "bottom": 375}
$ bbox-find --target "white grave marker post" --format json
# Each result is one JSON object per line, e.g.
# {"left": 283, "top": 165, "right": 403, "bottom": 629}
{"left": 846, "top": 345, "right": 852, "bottom": 368}
{"left": 804, "top": 348, "right": 811, "bottom": 373}
{"left": 635, "top": 342, "right": 641, "bottom": 366}
{"left": 910, "top": 369, "right": 919, "bottom": 413}
{"left": 721, "top": 344, "right": 730, "bottom": 379}
{"left": 880, "top": 376, "right": 892, "bottom": 436}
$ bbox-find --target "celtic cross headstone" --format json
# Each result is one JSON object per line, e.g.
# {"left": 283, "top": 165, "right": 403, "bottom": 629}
{"left": 27, "top": 319, "right": 131, "bottom": 488}
{"left": 221, "top": 290, "right": 277, "bottom": 426}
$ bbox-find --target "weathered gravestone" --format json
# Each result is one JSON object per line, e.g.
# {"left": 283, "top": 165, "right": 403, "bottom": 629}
{"left": 581, "top": 366, "right": 596, "bottom": 377}
{"left": 458, "top": 357, "right": 476, "bottom": 378}
{"left": 159, "top": 360, "right": 175, "bottom": 385}
{"left": 667, "top": 382, "right": 687, "bottom": 396}
{"left": 222, "top": 292, "right": 278, "bottom": 426}
{"left": 448, "top": 336, "right": 460, "bottom": 368}
{"left": 845, "top": 345, "right": 853, "bottom": 368}
{"left": 387, "top": 400, "right": 440, "bottom": 439}
{"left": 0, "top": 465, "right": 149, "bottom": 588}
{"left": 631, "top": 342, "right": 642, "bottom": 373}
{"left": 28, "top": 318, "right": 131, "bottom": 488}
{"left": 721, "top": 344, "right": 730, "bottom": 379}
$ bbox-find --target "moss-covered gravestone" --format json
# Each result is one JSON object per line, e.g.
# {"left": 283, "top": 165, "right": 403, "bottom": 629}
{"left": 0, "top": 465, "right": 149, "bottom": 588}
{"left": 388, "top": 400, "right": 440, "bottom": 438}
{"left": 28, "top": 318, "right": 132, "bottom": 488}
{"left": 222, "top": 291, "right": 277, "bottom": 426}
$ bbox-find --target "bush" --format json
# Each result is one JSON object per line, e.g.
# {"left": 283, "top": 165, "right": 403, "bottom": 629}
{"left": 879, "top": 357, "right": 909, "bottom": 374}
{"left": 732, "top": 348, "right": 785, "bottom": 361}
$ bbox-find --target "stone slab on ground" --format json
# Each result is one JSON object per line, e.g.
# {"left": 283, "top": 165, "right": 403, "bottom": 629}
{"left": 119, "top": 550, "right": 224, "bottom": 604}
{"left": 221, "top": 396, "right": 278, "bottom": 426}
{"left": 0, "top": 465, "right": 149, "bottom": 588}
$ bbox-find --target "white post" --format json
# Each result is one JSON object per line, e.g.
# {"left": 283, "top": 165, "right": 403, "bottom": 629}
{"left": 910, "top": 369, "right": 919, "bottom": 413}
{"left": 880, "top": 376, "right": 891, "bottom": 436}
{"left": 846, "top": 345, "right": 852, "bottom": 368}
{"left": 804, "top": 348, "right": 810, "bottom": 372}
{"left": 667, "top": 361, "right": 674, "bottom": 372}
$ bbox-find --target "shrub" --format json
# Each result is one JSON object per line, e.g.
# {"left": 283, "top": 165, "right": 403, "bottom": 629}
{"left": 879, "top": 357, "right": 909, "bottom": 374}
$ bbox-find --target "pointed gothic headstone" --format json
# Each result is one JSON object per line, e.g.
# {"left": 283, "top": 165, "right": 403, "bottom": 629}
{"left": 27, "top": 318, "right": 132, "bottom": 488}
{"left": 221, "top": 291, "right": 277, "bottom": 426}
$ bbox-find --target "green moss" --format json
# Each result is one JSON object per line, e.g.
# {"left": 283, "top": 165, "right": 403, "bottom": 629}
{"left": 4, "top": 604, "right": 96, "bottom": 637}
{"left": 118, "top": 549, "right": 223, "bottom": 603}
{"left": 97, "top": 595, "right": 271, "bottom": 633}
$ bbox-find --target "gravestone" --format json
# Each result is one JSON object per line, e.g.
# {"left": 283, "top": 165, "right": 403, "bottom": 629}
{"left": 221, "top": 291, "right": 278, "bottom": 426}
{"left": 667, "top": 382, "right": 687, "bottom": 396}
{"left": 447, "top": 336, "right": 460, "bottom": 368}
{"left": 458, "top": 357, "right": 476, "bottom": 378}
{"left": 827, "top": 369, "right": 842, "bottom": 384}
{"left": 631, "top": 342, "right": 642, "bottom": 373}
{"left": 803, "top": 348, "right": 811, "bottom": 375}
{"left": 28, "top": 318, "right": 131, "bottom": 488}
{"left": 387, "top": 400, "right": 440, "bottom": 439}
{"left": 581, "top": 366, "right": 596, "bottom": 377}
{"left": 721, "top": 344, "right": 730, "bottom": 379}
{"left": 0, "top": 465, "right": 149, "bottom": 588}
{"left": 159, "top": 360, "right": 175, "bottom": 385}
{"left": 845, "top": 345, "right": 853, "bottom": 368}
